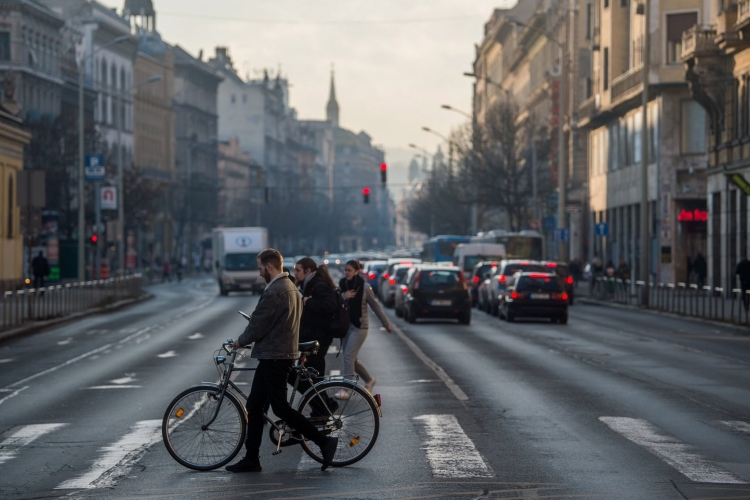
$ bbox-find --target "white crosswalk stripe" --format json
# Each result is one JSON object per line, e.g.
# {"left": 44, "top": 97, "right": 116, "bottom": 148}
{"left": 599, "top": 417, "right": 748, "bottom": 484}
{"left": 0, "top": 423, "right": 67, "bottom": 465}
{"left": 719, "top": 421, "right": 750, "bottom": 435}
{"left": 56, "top": 420, "right": 162, "bottom": 490}
{"left": 413, "top": 414, "right": 493, "bottom": 478}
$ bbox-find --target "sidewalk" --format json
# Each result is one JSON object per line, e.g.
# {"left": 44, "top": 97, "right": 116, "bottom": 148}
{"left": 574, "top": 279, "right": 750, "bottom": 331}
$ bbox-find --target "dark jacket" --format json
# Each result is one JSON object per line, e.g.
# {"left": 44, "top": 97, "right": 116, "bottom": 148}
{"left": 32, "top": 256, "right": 49, "bottom": 277}
{"left": 299, "top": 272, "right": 337, "bottom": 344}
{"left": 238, "top": 272, "right": 301, "bottom": 360}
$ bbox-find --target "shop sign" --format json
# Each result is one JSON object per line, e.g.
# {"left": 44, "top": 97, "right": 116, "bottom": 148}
{"left": 728, "top": 173, "right": 750, "bottom": 196}
{"left": 677, "top": 208, "right": 708, "bottom": 222}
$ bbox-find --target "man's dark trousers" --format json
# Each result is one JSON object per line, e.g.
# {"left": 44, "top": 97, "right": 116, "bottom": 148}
{"left": 33, "top": 275, "right": 44, "bottom": 289}
{"left": 743, "top": 281, "right": 750, "bottom": 309}
{"left": 245, "top": 359, "right": 325, "bottom": 456}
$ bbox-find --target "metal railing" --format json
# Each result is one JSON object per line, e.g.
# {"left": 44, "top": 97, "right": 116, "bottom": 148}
{"left": 1, "top": 275, "right": 142, "bottom": 332}
{"left": 589, "top": 277, "right": 750, "bottom": 326}
{"left": 681, "top": 25, "right": 719, "bottom": 61}
{"left": 610, "top": 64, "right": 643, "bottom": 103}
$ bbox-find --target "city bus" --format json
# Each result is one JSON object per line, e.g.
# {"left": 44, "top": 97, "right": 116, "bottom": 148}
{"left": 470, "top": 230, "right": 544, "bottom": 260}
{"left": 421, "top": 235, "right": 471, "bottom": 263}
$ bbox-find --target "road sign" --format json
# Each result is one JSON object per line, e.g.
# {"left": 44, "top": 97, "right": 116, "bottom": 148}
{"left": 556, "top": 228, "right": 569, "bottom": 242}
{"left": 85, "top": 154, "right": 105, "bottom": 181}
{"left": 101, "top": 186, "right": 117, "bottom": 210}
{"left": 595, "top": 222, "right": 609, "bottom": 237}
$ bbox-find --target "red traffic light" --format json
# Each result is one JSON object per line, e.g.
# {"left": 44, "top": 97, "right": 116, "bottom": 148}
{"left": 380, "top": 163, "right": 387, "bottom": 171}
{"left": 91, "top": 235, "right": 98, "bottom": 243}
{"left": 362, "top": 187, "right": 371, "bottom": 195}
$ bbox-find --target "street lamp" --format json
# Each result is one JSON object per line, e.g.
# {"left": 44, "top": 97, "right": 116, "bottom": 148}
{"left": 421, "top": 126, "right": 449, "bottom": 142}
{"left": 78, "top": 33, "right": 130, "bottom": 282}
{"left": 116, "top": 74, "right": 163, "bottom": 272}
{"left": 506, "top": 17, "right": 568, "bottom": 261}
{"left": 408, "top": 143, "right": 433, "bottom": 158}
{"left": 441, "top": 104, "right": 472, "bottom": 120}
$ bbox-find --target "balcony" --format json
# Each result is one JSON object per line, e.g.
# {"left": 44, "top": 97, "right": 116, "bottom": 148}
{"left": 738, "top": 0, "right": 750, "bottom": 30}
{"left": 715, "top": 4, "right": 745, "bottom": 52}
{"left": 681, "top": 25, "right": 720, "bottom": 61}
{"left": 578, "top": 94, "right": 599, "bottom": 123}
{"left": 610, "top": 65, "right": 643, "bottom": 104}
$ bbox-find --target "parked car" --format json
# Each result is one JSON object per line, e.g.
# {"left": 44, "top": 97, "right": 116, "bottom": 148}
{"left": 500, "top": 271, "right": 569, "bottom": 324}
{"left": 470, "top": 261, "right": 499, "bottom": 307}
{"left": 380, "top": 264, "right": 415, "bottom": 307}
{"left": 362, "top": 260, "right": 387, "bottom": 295}
{"left": 484, "top": 260, "right": 546, "bottom": 316}
{"left": 543, "top": 261, "right": 575, "bottom": 304}
{"left": 403, "top": 265, "right": 471, "bottom": 325}
{"left": 394, "top": 267, "right": 417, "bottom": 318}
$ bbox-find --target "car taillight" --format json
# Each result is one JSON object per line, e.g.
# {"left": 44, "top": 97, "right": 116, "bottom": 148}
{"left": 413, "top": 272, "right": 421, "bottom": 290}
{"left": 400, "top": 285, "right": 408, "bottom": 294}
{"left": 473, "top": 276, "right": 480, "bottom": 284}
{"left": 369, "top": 272, "right": 376, "bottom": 280}
{"left": 555, "top": 292, "right": 569, "bottom": 301}
{"left": 565, "top": 276, "right": 573, "bottom": 285}
{"left": 498, "top": 275, "right": 507, "bottom": 284}
{"left": 389, "top": 278, "right": 396, "bottom": 285}
{"left": 510, "top": 291, "right": 524, "bottom": 300}
{"left": 545, "top": 262, "right": 557, "bottom": 268}
{"left": 383, "top": 273, "right": 390, "bottom": 280}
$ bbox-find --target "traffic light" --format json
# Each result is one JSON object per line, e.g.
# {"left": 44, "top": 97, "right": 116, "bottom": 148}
{"left": 90, "top": 234, "right": 98, "bottom": 244}
{"left": 380, "top": 163, "right": 387, "bottom": 185}
{"left": 363, "top": 187, "right": 370, "bottom": 204}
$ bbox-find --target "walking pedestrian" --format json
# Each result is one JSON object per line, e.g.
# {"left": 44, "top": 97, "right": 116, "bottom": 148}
{"left": 336, "top": 260, "right": 391, "bottom": 399}
{"left": 693, "top": 252, "right": 707, "bottom": 289}
{"left": 292, "top": 258, "right": 338, "bottom": 401}
{"left": 226, "top": 249, "right": 338, "bottom": 473}
{"left": 736, "top": 255, "right": 750, "bottom": 309}
{"left": 162, "top": 257, "right": 171, "bottom": 282}
{"left": 617, "top": 259, "right": 630, "bottom": 291}
{"left": 31, "top": 251, "right": 50, "bottom": 289}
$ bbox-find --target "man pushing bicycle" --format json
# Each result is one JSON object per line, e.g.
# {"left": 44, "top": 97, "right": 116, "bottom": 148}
{"left": 226, "top": 248, "right": 338, "bottom": 472}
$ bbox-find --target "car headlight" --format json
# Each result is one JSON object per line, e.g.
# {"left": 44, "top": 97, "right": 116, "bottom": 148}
{"left": 222, "top": 276, "right": 234, "bottom": 284}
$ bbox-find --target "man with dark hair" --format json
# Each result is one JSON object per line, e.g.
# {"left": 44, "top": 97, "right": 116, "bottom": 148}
{"left": 226, "top": 248, "right": 338, "bottom": 473}
{"left": 31, "top": 251, "right": 50, "bottom": 289}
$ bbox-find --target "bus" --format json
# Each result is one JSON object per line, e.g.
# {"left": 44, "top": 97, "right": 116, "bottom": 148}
{"left": 470, "top": 230, "right": 544, "bottom": 260}
{"left": 421, "top": 235, "right": 471, "bottom": 263}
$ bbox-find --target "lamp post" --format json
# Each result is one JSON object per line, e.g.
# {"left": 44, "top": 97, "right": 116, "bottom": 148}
{"left": 116, "top": 74, "right": 163, "bottom": 273}
{"left": 440, "top": 104, "right": 472, "bottom": 120}
{"left": 639, "top": 0, "right": 651, "bottom": 305}
{"left": 77, "top": 33, "right": 130, "bottom": 282}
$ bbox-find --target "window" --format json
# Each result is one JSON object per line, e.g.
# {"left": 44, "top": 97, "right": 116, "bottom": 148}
{"left": 666, "top": 12, "right": 697, "bottom": 64}
{"left": 621, "top": 0, "right": 628, "bottom": 6}
{"left": 586, "top": 3, "right": 592, "bottom": 39}
{"left": 603, "top": 48, "right": 609, "bottom": 90}
{"left": 7, "top": 175, "right": 13, "bottom": 238}
{"left": 681, "top": 100, "right": 707, "bottom": 154}
{"left": 0, "top": 33, "right": 10, "bottom": 60}
{"left": 604, "top": 0, "right": 609, "bottom": 8}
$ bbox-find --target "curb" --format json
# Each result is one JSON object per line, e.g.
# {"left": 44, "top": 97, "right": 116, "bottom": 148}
{"left": 577, "top": 297, "right": 750, "bottom": 335}
{"left": 0, "top": 292, "right": 155, "bottom": 343}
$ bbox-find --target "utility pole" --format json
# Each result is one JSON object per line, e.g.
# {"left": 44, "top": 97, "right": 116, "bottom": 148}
{"left": 557, "top": 12, "right": 567, "bottom": 262}
{"left": 640, "top": 0, "right": 651, "bottom": 306}
{"left": 77, "top": 40, "right": 85, "bottom": 282}
{"left": 116, "top": 91, "right": 124, "bottom": 272}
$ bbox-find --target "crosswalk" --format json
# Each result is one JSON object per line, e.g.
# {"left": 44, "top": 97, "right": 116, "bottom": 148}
{"left": 1, "top": 416, "right": 748, "bottom": 491}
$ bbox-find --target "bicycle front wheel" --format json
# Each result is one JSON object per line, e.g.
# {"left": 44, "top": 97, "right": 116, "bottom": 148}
{"left": 297, "top": 381, "right": 380, "bottom": 467}
{"left": 162, "top": 386, "right": 246, "bottom": 471}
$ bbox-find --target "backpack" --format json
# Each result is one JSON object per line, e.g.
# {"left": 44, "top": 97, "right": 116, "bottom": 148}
{"left": 330, "top": 290, "right": 350, "bottom": 338}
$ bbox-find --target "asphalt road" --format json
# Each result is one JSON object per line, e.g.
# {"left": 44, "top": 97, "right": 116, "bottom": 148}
{"left": 1, "top": 277, "right": 749, "bottom": 499}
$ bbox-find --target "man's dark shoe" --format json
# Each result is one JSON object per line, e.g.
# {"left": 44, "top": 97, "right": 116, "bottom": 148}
{"left": 225, "top": 456, "right": 262, "bottom": 473}
{"left": 320, "top": 436, "right": 338, "bottom": 471}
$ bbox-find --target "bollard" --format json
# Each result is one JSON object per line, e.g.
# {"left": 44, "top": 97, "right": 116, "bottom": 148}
{"left": 715, "top": 288, "right": 724, "bottom": 321}
{"left": 702, "top": 286, "right": 711, "bottom": 319}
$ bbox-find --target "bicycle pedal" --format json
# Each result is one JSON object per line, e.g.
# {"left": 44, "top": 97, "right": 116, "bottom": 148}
{"left": 272, "top": 449, "right": 283, "bottom": 456}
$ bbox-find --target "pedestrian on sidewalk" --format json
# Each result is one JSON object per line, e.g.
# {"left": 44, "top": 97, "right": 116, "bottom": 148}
{"left": 162, "top": 257, "right": 171, "bottom": 283}
{"left": 31, "top": 251, "right": 50, "bottom": 289}
{"left": 736, "top": 255, "right": 750, "bottom": 309}
{"left": 694, "top": 252, "right": 707, "bottom": 289}
{"left": 617, "top": 259, "right": 630, "bottom": 291}
{"left": 226, "top": 249, "right": 338, "bottom": 473}
{"left": 336, "top": 260, "right": 391, "bottom": 399}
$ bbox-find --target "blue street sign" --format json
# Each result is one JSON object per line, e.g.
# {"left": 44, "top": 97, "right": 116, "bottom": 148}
{"left": 85, "top": 154, "right": 105, "bottom": 181}
{"left": 595, "top": 222, "right": 609, "bottom": 237}
{"left": 543, "top": 216, "right": 557, "bottom": 231}
{"left": 556, "top": 228, "right": 569, "bottom": 242}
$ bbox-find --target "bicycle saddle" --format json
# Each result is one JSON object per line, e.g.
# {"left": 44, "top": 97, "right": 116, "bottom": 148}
{"left": 298, "top": 341, "right": 320, "bottom": 356}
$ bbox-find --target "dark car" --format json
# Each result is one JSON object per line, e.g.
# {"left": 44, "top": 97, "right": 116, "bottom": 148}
{"left": 470, "top": 261, "right": 499, "bottom": 307}
{"left": 380, "top": 264, "right": 415, "bottom": 307}
{"left": 363, "top": 260, "right": 387, "bottom": 295}
{"left": 543, "top": 261, "right": 574, "bottom": 304}
{"left": 394, "top": 267, "right": 417, "bottom": 318}
{"left": 484, "top": 260, "right": 546, "bottom": 316}
{"left": 501, "top": 271, "right": 569, "bottom": 324}
{"left": 404, "top": 265, "right": 471, "bottom": 325}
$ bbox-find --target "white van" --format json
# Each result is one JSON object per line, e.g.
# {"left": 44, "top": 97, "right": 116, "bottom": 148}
{"left": 452, "top": 243, "right": 507, "bottom": 275}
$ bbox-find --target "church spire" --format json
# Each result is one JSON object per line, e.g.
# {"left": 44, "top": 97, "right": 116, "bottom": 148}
{"left": 326, "top": 66, "right": 339, "bottom": 127}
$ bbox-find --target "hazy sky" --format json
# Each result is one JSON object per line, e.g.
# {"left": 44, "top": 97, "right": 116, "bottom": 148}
{"left": 100, "top": 0, "right": 514, "bottom": 184}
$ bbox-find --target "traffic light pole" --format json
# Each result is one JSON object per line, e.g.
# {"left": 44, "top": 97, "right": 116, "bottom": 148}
{"left": 95, "top": 182, "right": 102, "bottom": 278}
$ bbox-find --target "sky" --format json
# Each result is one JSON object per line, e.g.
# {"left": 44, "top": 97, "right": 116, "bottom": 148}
{"left": 100, "top": 0, "right": 515, "bottom": 188}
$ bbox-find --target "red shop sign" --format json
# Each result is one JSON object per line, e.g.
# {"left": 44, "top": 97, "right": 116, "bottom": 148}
{"left": 677, "top": 208, "right": 708, "bottom": 222}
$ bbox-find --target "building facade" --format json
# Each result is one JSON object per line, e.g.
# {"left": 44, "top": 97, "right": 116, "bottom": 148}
{"left": 217, "top": 137, "right": 262, "bottom": 227}
{"left": 578, "top": 0, "right": 709, "bottom": 284}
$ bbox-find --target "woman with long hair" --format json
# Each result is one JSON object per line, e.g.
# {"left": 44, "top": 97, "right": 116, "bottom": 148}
{"left": 337, "top": 260, "right": 391, "bottom": 399}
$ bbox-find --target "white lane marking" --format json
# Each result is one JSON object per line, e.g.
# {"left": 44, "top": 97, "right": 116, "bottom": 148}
{"left": 57, "top": 337, "right": 74, "bottom": 346}
{"left": 86, "top": 329, "right": 109, "bottom": 335}
{"left": 56, "top": 420, "right": 162, "bottom": 490}
{"left": 110, "top": 375, "right": 136, "bottom": 385}
{"left": 157, "top": 350, "right": 177, "bottom": 358}
{"left": 0, "top": 386, "right": 28, "bottom": 405}
{"left": 719, "top": 421, "right": 750, "bottom": 435}
{"left": 187, "top": 332, "right": 204, "bottom": 340}
{"left": 408, "top": 379, "right": 439, "bottom": 383}
{"left": 0, "top": 423, "right": 67, "bottom": 464}
{"left": 85, "top": 385, "right": 142, "bottom": 390}
{"left": 295, "top": 450, "right": 322, "bottom": 478}
{"left": 599, "top": 417, "right": 748, "bottom": 484}
{"left": 327, "top": 345, "right": 339, "bottom": 354}
{"left": 3, "top": 298, "right": 214, "bottom": 392}
{"left": 0, "top": 358, "right": 13, "bottom": 364}
{"left": 413, "top": 414, "right": 493, "bottom": 478}
{"left": 390, "top": 323, "right": 468, "bottom": 401}
{"left": 329, "top": 370, "right": 341, "bottom": 376}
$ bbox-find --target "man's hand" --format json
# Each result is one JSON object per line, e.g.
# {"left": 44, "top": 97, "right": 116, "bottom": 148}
{"left": 343, "top": 289, "right": 357, "bottom": 299}
{"left": 385, "top": 325, "right": 392, "bottom": 333}
{"left": 233, "top": 339, "right": 242, "bottom": 349}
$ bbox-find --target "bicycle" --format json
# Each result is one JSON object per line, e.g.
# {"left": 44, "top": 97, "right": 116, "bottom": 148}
{"left": 162, "top": 316, "right": 382, "bottom": 471}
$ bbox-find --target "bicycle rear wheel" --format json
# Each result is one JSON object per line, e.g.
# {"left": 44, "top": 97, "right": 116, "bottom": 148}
{"left": 297, "top": 381, "right": 380, "bottom": 467}
{"left": 162, "top": 386, "right": 246, "bottom": 471}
